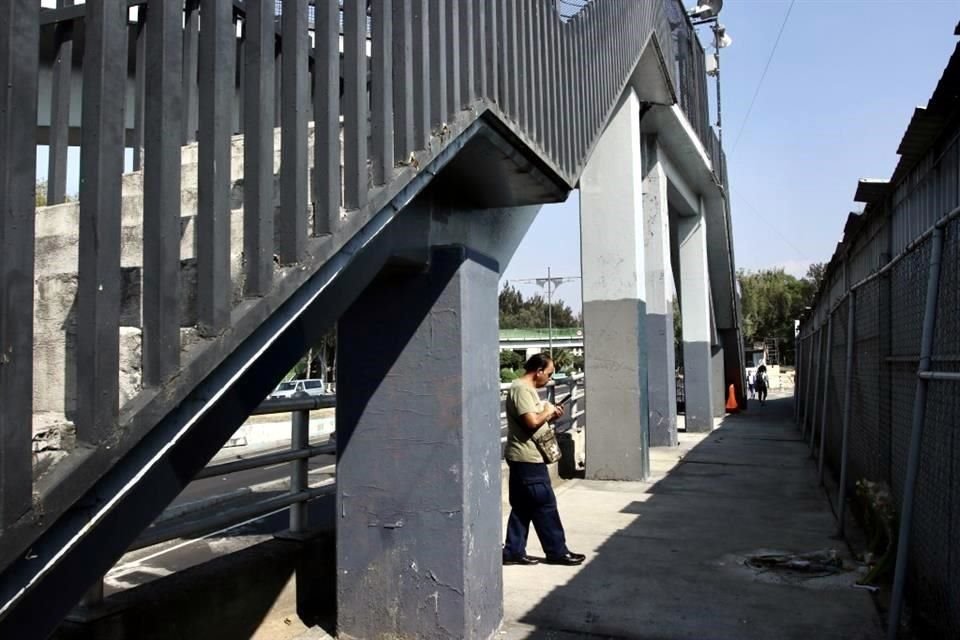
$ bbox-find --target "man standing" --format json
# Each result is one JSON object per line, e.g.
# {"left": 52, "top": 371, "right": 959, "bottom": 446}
{"left": 502, "top": 354, "right": 586, "bottom": 566}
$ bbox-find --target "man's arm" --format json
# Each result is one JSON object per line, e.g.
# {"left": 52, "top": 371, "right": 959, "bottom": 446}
{"left": 521, "top": 403, "right": 564, "bottom": 431}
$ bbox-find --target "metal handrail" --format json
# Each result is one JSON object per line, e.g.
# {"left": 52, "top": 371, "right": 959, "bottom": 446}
{"left": 133, "top": 483, "right": 335, "bottom": 551}
{"left": 60, "top": 377, "right": 589, "bottom": 609}
{"left": 139, "top": 377, "right": 587, "bottom": 551}
{"left": 194, "top": 442, "right": 335, "bottom": 479}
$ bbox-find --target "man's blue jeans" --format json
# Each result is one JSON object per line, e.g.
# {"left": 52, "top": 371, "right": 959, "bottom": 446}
{"left": 503, "top": 461, "right": 569, "bottom": 559}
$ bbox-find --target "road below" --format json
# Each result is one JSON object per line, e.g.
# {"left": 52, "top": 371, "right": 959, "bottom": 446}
{"left": 104, "top": 380, "right": 581, "bottom": 596}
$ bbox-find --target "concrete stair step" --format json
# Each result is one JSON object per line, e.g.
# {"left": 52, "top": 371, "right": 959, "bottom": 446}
{"left": 32, "top": 326, "right": 213, "bottom": 476}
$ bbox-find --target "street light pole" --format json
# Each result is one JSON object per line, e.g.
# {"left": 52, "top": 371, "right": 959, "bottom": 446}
{"left": 712, "top": 22, "right": 723, "bottom": 147}
{"left": 691, "top": 13, "right": 731, "bottom": 150}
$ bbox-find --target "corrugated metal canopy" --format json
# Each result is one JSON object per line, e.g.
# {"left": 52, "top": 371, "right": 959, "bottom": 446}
{"left": 890, "top": 41, "right": 960, "bottom": 183}
{"left": 854, "top": 179, "right": 889, "bottom": 204}
{"left": 842, "top": 211, "right": 862, "bottom": 238}
{"left": 894, "top": 107, "right": 951, "bottom": 157}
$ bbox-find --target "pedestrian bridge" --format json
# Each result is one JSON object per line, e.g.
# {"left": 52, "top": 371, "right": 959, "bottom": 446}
{"left": 1, "top": 1, "right": 743, "bottom": 637}
{"left": 499, "top": 328, "right": 584, "bottom": 359}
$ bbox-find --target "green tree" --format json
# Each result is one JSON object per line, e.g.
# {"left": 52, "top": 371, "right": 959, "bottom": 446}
{"left": 738, "top": 267, "right": 822, "bottom": 365}
{"left": 499, "top": 349, "right": 524, "bottom": 371}
{"left": 284, "top": 326, "right": 337, "bottom": 382}
{"left": 35, "top": 180, "right": 77, "bottom": 207}
{"left": 552, "top": 348, "right": 574, "bottom": 372}
{"left": 805, "top": 262, "right": 827, "bottom": 291}
{"left": 498, "top": 283, "right": 578, "bottom": 330}
{"left": 572, "top": 352, "right": 584, "bottom": 372}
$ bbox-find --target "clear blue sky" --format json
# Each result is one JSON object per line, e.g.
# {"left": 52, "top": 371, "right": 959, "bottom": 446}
{"left": 501, "top": 0, "right": 960, "bottom": 314}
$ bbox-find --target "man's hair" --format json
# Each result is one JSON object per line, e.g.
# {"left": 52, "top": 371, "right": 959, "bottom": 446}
{"left": 523, "top": 353, "right": 553, "bottom": 373}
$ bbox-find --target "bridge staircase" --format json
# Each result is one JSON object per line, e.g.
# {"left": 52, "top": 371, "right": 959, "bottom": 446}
{"left": 0, "top": 1, "right": 723, "bottom": 635}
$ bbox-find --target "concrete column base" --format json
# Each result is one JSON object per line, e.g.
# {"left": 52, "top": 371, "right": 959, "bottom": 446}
{"left": 336, "top": 246, "right": 502, "bottom": 640}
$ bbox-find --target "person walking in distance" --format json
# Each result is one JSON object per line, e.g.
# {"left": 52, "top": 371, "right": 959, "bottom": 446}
{"left": 755, "top": 363, "right": 768, "bottom": 405}
{"left": 502, "top": 354, "right": 586, "bottom": 566}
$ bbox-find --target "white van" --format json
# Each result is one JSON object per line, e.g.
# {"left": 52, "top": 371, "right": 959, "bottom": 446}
{"left": 270, "top": 379, "right": 327, "bottom": 399}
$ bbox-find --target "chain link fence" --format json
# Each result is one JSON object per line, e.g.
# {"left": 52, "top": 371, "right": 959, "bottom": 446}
{"left": 797, "top": 209, "right": 960, "bottom": 637}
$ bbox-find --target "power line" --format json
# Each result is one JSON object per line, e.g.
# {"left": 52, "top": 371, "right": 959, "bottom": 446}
{"left": 730, "top": 0, "right": 797, "bottom": 154}
{"left": 731, "top": 187, "right": 809, "bottom": 261}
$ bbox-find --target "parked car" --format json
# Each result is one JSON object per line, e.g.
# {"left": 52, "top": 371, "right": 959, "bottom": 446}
{"left": 269, "top": 378, "right": 327, "bottom": 399}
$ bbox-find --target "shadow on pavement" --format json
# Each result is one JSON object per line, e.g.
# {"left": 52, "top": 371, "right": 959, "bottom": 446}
{"left": 508, "top": 396, "right": 884, "bottom": 639}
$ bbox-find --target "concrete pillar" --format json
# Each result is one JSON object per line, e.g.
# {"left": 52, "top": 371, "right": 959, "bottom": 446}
{"left": 712, "top": 344, "right": 726, "bottom": 417}
{"left": 579, "top": 88, "right": 649, "bottom": 480}
{"left": 678, "top": 203, "right": 715, "bottom": 431}
{"left": 641, "top": 135, "right": 677, "bottom": 446}
{"left": 720, "top": 328, "right": 746, "bottom": 408}
{"left": 336, "top": 246, "right": 502, "bottom": 640}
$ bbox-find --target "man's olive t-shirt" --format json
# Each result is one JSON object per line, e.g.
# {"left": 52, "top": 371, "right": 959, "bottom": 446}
{"left": 505, "top": 380, "right": 546, "bottom": 463}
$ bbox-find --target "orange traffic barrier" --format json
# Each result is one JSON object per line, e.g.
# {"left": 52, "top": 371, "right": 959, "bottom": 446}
{"left": 725, "top": 383, "right": 740, "bottom": 413}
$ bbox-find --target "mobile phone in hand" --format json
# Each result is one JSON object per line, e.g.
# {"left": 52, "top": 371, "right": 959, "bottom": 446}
{"left": 555, "top": 393, "right": 573, "bottom": 407}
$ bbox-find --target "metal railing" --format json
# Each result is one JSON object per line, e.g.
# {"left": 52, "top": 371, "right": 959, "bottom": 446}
{"left": 133, "top": 374, "right": 586, "bottom": 552}
{"left": 136, "top": 394, "right": 337, "bottom": 549}
{"left": 500, "top": 372, "right": 587, "bottom": 434}
{"left": 71, "top": 375, "right": 588, "bottom": 608}
{"left": 73, "top": 393, "right": 335, "bottom": 608}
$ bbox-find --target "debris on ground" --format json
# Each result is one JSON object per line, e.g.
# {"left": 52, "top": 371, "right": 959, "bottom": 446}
{"left": 745, "top": 549, "right": 846, "bottom": 575}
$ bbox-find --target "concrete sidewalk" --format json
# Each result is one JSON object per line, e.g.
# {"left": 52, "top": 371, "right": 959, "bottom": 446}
{"left": 501, "top": 392, "right": 884, "bottom": 639}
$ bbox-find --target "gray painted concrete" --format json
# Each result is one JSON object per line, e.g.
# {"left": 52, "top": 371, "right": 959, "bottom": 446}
{"left": 640, "top": 104, "right": 740, "bottom": 334}
{"left": 580, "top": 89, "right": 649, "bottom": 481}
{"left": 712, "top": 344, "right": 727, "bottom": 418}
{"left": 580, "top": 299, "right": 649, "bottom": 480}
{"left": 678, "top": 204, "right": 715, "bottom": 431}
{"left": 336, "top": 246, "right": 502, "bottom": 640}
{"left": 642, "top": 135, "right": 678, "bottom": 447}
{"left": 721, "top": 327, "right": 747, "bottom": 409}
{"left": 501, "top": 392, "right": 884, "bottom": 639}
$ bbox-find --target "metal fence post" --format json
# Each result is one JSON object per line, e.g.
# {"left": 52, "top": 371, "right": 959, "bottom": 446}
{"left": 817, "top": 313, "right": 834, "bottom": 478}
{"left": 800, "top": 334, "right": 811, "bottom": 436}
{"left": 809, "top": 327, "right": 823, "bottom": 456}
{"left": 570, "top": 380, "right": 580, "bottom": 430}
{"left": 289, "top": 409, "right": 310, "bottom": 534}
{"left": 888, "top": 226, "right": 945, "bottom": 639}
{"left": 803, "top": 333, "right": 812, "bottom": 429}
{"left": 793, "top": 331, "right": 801, "bottom": 424}
{"left": 837, "top": 291, "right": 857, "bottom": 536}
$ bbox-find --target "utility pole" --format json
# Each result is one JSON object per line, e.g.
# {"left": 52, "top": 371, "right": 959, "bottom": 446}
{"left": 547, "top": 267, "right": 553, "bottom": 355}
{"left": 509, "top": 269, "right": 581, "bottom": 357}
